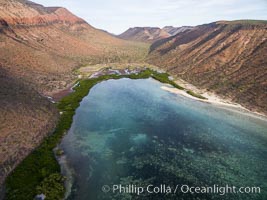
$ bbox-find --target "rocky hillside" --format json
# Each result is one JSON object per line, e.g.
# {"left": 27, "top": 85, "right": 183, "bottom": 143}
{"left": 148, "top": 20, "right": 267, "bottom": 114}
{"left": 118, "top": 27, "right": 170, "bottom": 43}
{"left": 162, "top": 26, "right": 193, "bottom": 36}
{"left": 0, "top": 0, "right": 148, "bottom": 94}
{"left": 0, "top": 0, "right": 148, "bottom": 187}
{"left": 0, "top": 67, "right": 59, "bottom": 186}
{"left": 118, "top": 26, "right": 193, "bottom": 43}
{"left": 0, "top": 0, "right": 85, "bottom": 25}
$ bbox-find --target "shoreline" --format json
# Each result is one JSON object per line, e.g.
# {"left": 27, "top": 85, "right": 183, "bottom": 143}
{"left": 50, "top": 65, "right": 267, "bottom": 120}
{"left": 5, "top": 66, "right": 266, "bottom": 199}
{"left": 53, "top": 69, "right": 267, "bottom": 199}
{"left": 161, "top": 85, "right": 267, "bottom": 120}
{"left": 161, "top": 85, "right": 243, "bottom": 108}
{"left": 4, "top": 69, "right": 161, "bottom": 199}
{"left": 172, "top": 77, "right": 267, "bottom": 118}
{"left": 77, "top": 64, "right": 267, "bottom": 118}
{"left": 55, "top": 147, "right": 74, "bottom": 200}
{"left": 52, "top": 64, "right": 267, "bottom": 119}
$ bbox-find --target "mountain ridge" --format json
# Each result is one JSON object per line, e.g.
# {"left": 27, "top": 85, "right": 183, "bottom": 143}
{"left": 0, "top": 0, "right": 266, "bottom": 193}
{"left": 118, "top": 27, "right": 170, "bottom": 43}
{"left": 118, "top": 26, "right": 193, "bottom": 43}
{"left": 148, "top": 20, "right": 267, "bottom": 114}
{"left": 0, "top": 0, "right": 86, "bottom": 26}
{"left": 0, "top": 0, "right": 148, "bottom": 94}
{"left": 0, "top": 0, "right": 148, "bottom": 187}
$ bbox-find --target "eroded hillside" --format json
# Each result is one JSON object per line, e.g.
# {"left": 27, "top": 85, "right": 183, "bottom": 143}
{"left": 0, "top": 67, "right": 59, "bottom": 186}
{"left": 148, "top": 20, "right": 267, "bottom": 114}
{"left": 118, "top": 26, "right": 192, "bottom": 43}
{"left": 118, "top": 27, "right": 170, "bottom": 43}
{"left": 0, "top": 0, "right": 148, "bottom": 187}
{"left": 0, "top": 0, "right": 148, "bottom": 94}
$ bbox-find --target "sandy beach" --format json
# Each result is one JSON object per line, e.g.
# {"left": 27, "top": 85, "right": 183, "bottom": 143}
{"left": 161, "top": 85, "right": 267, "bottom": 120}
{"left": 161, "top": 86, "right": 242, "bottom": 108}
{"left": 47, "top": 65, "right": 267, "bottom": 119}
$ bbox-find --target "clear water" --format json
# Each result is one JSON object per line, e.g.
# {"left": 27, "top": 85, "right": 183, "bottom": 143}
{"left": 60, "top": 78, "right": 267, "bottom": 200}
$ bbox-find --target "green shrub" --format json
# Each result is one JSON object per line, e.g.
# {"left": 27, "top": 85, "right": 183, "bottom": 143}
{"left": 36, "top": 173, "right": 65, "bottom": 200}
{"left": 151, "top": 73, "right": 184, "bottom": 90}
{"left": 5, "top": 68, "right": 184, "bottom": 199}
{"left": 186, "top": 90, "right": 207, "bottom": 100}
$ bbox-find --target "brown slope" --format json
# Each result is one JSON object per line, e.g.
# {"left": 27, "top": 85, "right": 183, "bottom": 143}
{"left": 118, "top": 27, "right": 171, "bottom": 43}
{"left": 162, "top": 26, "right": 194, "bottom": 36}
{"left": 0, "top": 0, "right": 85, "bottom": 25}
{"left": 148, "top": 20, "right": 267, "bottom": 114}
{"left": 0, "top": 0, "right": 148, "bottom": 187}
{"left": 0, "top": 67, "right": 59, "bottom": 186}
{"left": 0, "top": 0, "right": 148, "bottom": 94}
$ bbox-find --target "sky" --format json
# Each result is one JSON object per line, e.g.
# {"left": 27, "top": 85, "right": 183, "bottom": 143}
{"left": 33, "top": 0, "right": 267, "bottom": 34}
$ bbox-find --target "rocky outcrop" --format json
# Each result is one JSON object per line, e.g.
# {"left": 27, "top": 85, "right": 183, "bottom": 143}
{"left": 118, "top": 26, "right": 193, "bottom": 43}
{"left": 162, "top": 26, "right": 193, "bottom": 36}
{"left": 0, "top": 0, "right": 85, "bottom": 27}
{"left": 148, "top": 20, "right": 267, "bottom": 114}
{"left": 118, "top": 27, "right": 171, "bottom": 43}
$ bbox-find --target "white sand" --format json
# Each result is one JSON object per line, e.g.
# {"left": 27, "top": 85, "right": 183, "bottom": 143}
{"left": 161, "top": 86, "right": 208, "bottom": 102}
{"left": 161, "top": 86, "right": 241, "bottom": 107}
{"left": 161, "top": 85, "right": 267, "bottom": 119}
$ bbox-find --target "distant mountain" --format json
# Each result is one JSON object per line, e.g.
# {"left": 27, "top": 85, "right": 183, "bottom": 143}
{"left": 118, "top": 26, "right": 193, "bottom": 43}
{"left": 118, "top": 27, "right": 170, "bottom": 43}
{"left": 0, "top": 0, "right": 148, "bottom": 186}
{"left": 148, "top": 20, "right": 267, "bottom": 114}
{"left": 162, "top": 26, "right": 194, "bottom": 35}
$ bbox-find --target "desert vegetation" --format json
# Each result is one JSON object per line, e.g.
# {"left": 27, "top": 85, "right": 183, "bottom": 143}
{"left": 0, "top": 68, "right": 59, "bottom": 188}
{"left": 1, "top": 1, "right": 266, "bottom": 199}
{"left": 5, "top": 68, "right": 199, "bottom": 199}
{"left": 147, "top": 20, "right": 267, "bottom": 114}
{"left": 0, "top": 0, "right": 149, "bottom": 192}
{"left": 186, "top": 90, "right": 207, "bottom": 100}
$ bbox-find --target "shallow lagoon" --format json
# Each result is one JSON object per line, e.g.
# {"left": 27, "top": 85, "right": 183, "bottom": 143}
{"left": 60, "top": 78, "right": 267, "bottom": 200}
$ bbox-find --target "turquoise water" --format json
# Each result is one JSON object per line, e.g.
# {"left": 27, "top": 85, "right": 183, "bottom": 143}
{"left": 60, "top": 78, "right": 267, "bottom": 200}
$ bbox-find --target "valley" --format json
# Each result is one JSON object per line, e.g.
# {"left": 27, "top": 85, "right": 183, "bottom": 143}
{"left": 0, "top": 0, "right": 148, "bottom": 189}
{"left": 0, "top": 0, "right": 266, "bottom": 200}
